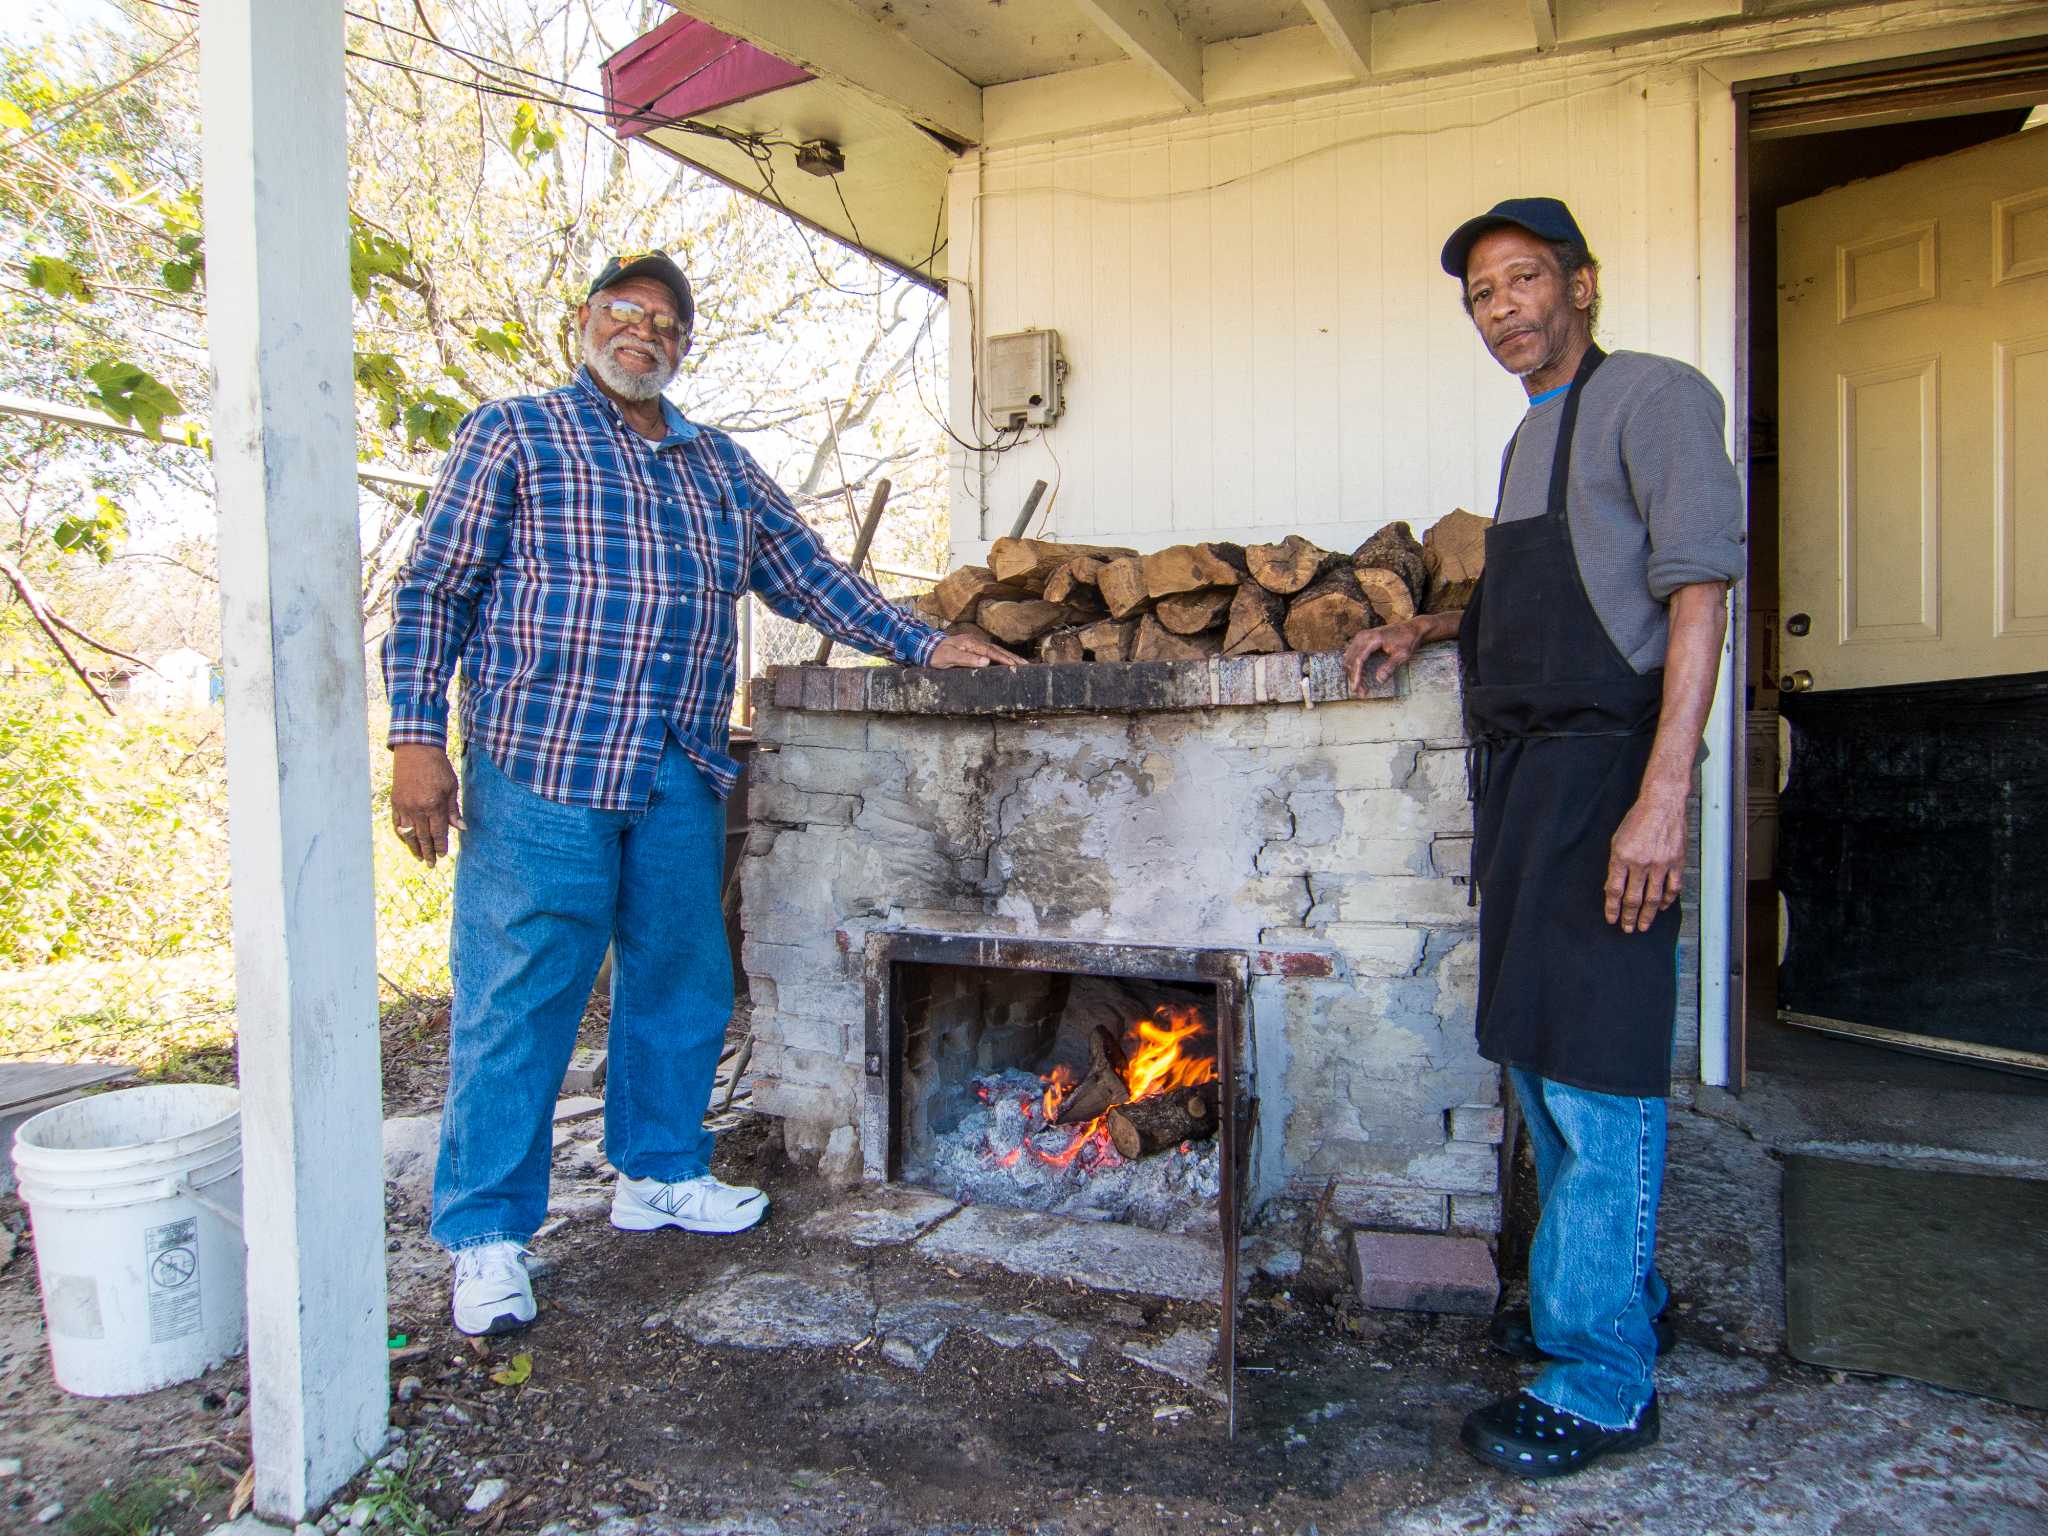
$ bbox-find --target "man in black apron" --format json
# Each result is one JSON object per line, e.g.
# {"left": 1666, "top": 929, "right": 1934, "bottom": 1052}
{"left": 1344, "top": 198, "right": 1743, "bottom": 1478}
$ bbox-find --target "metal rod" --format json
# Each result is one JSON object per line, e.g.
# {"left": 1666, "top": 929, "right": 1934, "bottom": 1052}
{"left": 813, "top": 478, "right": 893, "bottom": 666}
{"left": 1006, "top": 479, "right": 1050, "bottom": 540}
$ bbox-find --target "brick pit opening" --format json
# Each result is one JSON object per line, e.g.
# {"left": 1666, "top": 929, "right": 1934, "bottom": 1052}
{"left": 738, "top": 645, "right": 1509, "bottom": 1236}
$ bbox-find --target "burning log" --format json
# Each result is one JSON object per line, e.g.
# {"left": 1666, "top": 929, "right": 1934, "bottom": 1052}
{"left": 1422, "top": 508, "right": 1489, "bottom": 613}
{"left": 989, "top": 538, "right": 1138, "bottom": 591}
{"left": 1106, "top": 1083, "right": 1219, "bottom": 1160}
{"left": 1221, "top": 582, "right": 1287, "bottom": 656}
{"left": 1245, "top": 534, "right": 1334, "bottom": 595}
{"left": 1098, "top": 556, "right": 1152, "bottom": 620}
{"left": 1154, "top": 585, "right": 1235, "bottom": 635}
{"left": 1141, "top": 544, "right": 1241, "bottom": 597}
{"left": 1282, "top": 565, "right": 1373, "bottom": 653}
{"left": 1046, "top": 1025, "right": 1131, "bottom": 1126}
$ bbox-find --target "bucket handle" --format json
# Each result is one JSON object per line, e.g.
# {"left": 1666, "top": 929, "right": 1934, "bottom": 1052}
{"left": 174, "top": 1167, "right": 245, "bottom": 1231}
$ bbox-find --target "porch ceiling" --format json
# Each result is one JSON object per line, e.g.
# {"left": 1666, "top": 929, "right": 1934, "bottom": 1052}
{"left": 613, "top": 0, "right": 1911, "bottom": 283}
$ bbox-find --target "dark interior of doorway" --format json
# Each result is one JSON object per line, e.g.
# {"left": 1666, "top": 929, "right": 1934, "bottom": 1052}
{"left": 1740, "top": 101, "right": 2048, "bottom": 1113}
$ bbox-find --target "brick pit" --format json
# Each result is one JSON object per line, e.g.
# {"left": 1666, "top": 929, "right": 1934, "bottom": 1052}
{"left": 737, "top": 645, "right": 1511, "bottom": 1236}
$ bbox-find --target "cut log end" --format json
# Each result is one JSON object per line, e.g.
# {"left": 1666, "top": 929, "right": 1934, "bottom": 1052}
{"left": 1107, "top": 1084, "right": 1220, "bottom": 1160}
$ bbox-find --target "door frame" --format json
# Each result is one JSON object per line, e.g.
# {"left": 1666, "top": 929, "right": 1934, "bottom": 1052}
{"left": 1693, "top": 13, "right": 2048, "bottom": 1090}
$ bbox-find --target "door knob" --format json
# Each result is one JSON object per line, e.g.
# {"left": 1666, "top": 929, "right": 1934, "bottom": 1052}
{"left": 1781, "top": 670, "right": 1814, "bottom": 692}
{"left": 1785, "top": 613, "right": 1811, "bottom": 636}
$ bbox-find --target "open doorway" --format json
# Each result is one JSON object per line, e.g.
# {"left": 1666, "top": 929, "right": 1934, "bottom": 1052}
{"left": 1735, "top": 47, "right": 2048, "bottom": 1143}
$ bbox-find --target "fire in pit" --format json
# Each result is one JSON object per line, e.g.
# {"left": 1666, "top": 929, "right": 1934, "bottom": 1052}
{"left": 899, "top": 972, "right": 1227, "bottom": 1232}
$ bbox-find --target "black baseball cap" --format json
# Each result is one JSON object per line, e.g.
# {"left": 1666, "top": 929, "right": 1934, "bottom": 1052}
{"left": 587, "top": 251, "right": 695, "bottom": 338}
{"left": 1440, "top": 197, "right": 1589, "bottom": 279}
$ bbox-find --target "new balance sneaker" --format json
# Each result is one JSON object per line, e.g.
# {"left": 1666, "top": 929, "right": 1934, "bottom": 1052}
{"left": 451, "top": 1242, "right": 536, "bottom": 1336}
{"left": 610, "top": 1173, "right": 768, "bottom": 1234}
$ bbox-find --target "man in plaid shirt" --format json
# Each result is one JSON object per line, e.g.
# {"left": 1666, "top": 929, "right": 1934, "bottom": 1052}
{"left": 383, "top": 252, "right": 1017, "bottom": 1336}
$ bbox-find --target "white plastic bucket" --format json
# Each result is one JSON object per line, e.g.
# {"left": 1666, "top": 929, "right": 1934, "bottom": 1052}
{"left": 12, "top": 1084, "right": 247, "bottom": 1396}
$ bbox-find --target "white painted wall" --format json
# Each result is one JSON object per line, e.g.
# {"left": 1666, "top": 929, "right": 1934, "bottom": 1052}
{"left": 949, "top": 63, "right": 1704, "bottom": 554}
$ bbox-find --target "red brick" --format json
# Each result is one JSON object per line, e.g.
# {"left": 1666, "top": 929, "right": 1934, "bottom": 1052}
{"left": 1348, "top": 1230, "right": 1498, "bottom": 1316}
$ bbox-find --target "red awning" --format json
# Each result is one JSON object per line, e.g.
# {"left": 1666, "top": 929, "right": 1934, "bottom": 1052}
{"left": 600, "top": 11, "right": 812, "bottom": 140}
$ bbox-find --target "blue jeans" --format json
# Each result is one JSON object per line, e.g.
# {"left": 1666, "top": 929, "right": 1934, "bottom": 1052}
{"left": 1509, "top": 1067, "right": 1669, "bottom": 1430}
{"left": 431, "top": 736, "right": 733, "bottom": 1252}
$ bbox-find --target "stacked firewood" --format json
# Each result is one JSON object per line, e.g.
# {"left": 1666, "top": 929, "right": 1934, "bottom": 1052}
{"left": 913, "top": 510, "right": 1489, "bottom": 663}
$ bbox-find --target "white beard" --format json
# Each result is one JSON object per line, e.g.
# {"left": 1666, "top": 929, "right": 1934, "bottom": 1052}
{"left": 584, "top": 324, "right": 680, "bottom": 401}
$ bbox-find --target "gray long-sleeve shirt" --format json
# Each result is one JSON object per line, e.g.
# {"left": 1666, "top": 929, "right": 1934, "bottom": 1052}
{"left": 1495, "top": 349, "right": 1745, "bottom": 673}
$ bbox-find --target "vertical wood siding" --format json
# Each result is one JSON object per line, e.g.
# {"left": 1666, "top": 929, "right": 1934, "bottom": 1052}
{"left": 952, "top": 61, "right": 1706, "bottom": 559}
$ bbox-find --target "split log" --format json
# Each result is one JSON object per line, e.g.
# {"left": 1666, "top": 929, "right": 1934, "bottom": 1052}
{"left": 1038, "top": 627, "right": 1086, "bottom": 664}
{"left": 1352, "top": 522, "right": 1428, "bottom": 600}
{"left": 931, "top": 566, "right": 1033, "bottom": 624}
{"left": 942, "top": 621, "right": 997, "bottom": 646}
{"left": 1048, "top": 1025, "right": 1131, "bottom": 1126}
{"left": 1107, "top": 1084, "right": 1220, "bottom": 1160}
{"left": 1131, "top": 613, "right": 1223, "bottom": 663}
{"left": 1043, "top": 557, "right": 1105, "bottom": 606}
{"left": 989, "top": 537, "right": 1138, "bottom": 592}
{"left": 1098, "top": 556, "right": 1152, "bottom": 620}
{"left": 1282, "top": 566, "right": 1372, "bottom": 654}
{"left": 1155, "top": 586, "right": 1235, "bottom": 635}
{"left": 1206, "top": 541, "right": 1250, "bottom": 577}
{"left": 1221, "top": 582, "right": 1288, "bottom": 656}
{"left": 1422, "top": 508, "right": 1490, "bottom": 613}
{"left": 979, "top": 599, "right": 1086, "bottom": 647}
{"left": 1354, "top": 567, "right": 1415, "bottom": 624}
{"left": 1245, "top": 535, "right": 1333, "bottom": 595}
{"left": 912, "top": 588, "right": 947, "bottom": 622}
{"left": 1142, "top": 544, "right": 1241, "bottom": 597}
{"left": 1079, "top": 617, "right": 1137, "bottom": 662}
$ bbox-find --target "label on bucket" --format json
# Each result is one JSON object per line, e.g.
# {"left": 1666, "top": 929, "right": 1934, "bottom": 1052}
{"left": 145, "top": 1217, "right": 203, "bottom": 1344}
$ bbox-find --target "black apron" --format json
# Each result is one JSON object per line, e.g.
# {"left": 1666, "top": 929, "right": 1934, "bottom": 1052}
{"left": 1458, "top": 346, "right": 1679, "bottom": 1099}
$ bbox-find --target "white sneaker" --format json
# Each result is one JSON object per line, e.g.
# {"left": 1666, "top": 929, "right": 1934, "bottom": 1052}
{"left": 611, "top": 1173, "right": 768, "bottom": 1234}
{"left": 451, "top": 1242, "right": 536, "bottom": 1336}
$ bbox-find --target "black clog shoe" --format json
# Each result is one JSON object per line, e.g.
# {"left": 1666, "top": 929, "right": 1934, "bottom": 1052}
{"left": 1459, "top": 1390, "right": 1660, "bottom": 1479}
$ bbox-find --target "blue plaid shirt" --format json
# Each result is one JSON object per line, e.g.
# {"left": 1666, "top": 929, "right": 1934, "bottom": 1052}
{"left": 383, "top": 368, "right": 941, "bottom": 809}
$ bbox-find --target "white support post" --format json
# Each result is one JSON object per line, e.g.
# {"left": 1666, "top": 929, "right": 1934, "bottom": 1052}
{"left": 198, "top": 0, "right": 389, "bottom": 1521}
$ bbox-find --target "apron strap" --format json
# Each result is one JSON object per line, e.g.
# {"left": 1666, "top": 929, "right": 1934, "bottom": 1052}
{"left": 1492, "top": 343, "right": 1608, "bottom": 518}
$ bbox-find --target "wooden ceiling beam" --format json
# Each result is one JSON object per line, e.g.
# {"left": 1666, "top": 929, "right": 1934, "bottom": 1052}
{"left": 1303, "top": 0, "right": 1374, "bottom": 79}
{"left": 663, "top": 0, "right": 982, "bottom": 146}
{"left": 1528, "top": 0, "right": 1559, "bottom": 52}
{"left": 1070, "top": 0, "right": 1205, "bottom": 112}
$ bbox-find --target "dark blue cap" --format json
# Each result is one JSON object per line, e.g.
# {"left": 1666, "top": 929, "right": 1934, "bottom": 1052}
{"left": 587, "top": 251, "right": 695, "bottom": 339}
{"left": 1440, "top": 197, "right": 1589, "bottom": 279}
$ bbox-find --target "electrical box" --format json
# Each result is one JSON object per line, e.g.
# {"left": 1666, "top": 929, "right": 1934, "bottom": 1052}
{"left": 983, "top": 329, "right": 1064, "bottom": 429}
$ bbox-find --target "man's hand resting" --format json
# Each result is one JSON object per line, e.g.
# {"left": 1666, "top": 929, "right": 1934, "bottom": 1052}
{"left": 1344, "top": 611, "right": 1460, "bottom": 694}
{"left": 1605, "top": 785, "right": 1687, "bottom": 934}
{"left": 929, "top": 634, "right": 1026, "bottom": 669}
{"left": 390, "top": 743, "right": 464, "bottom": 867}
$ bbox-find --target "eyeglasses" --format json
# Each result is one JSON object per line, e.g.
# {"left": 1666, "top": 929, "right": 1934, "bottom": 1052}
{"left": 595, "top": 297, "right": 683, "bottom": 338}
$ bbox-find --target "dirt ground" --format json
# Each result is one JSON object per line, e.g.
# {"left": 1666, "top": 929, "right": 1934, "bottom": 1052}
{"left": 4, "top": 1006, "right": 2046, "bottom": 1536}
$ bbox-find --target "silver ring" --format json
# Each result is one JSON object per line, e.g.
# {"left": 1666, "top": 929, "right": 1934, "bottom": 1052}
{"left": 395, "top": 825, "right": 416, "bottom": 835}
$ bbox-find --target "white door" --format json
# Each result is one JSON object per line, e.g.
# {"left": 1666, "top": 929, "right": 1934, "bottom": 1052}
{"left": 1778, "top": 128, "right": 2048, "bottom": 693}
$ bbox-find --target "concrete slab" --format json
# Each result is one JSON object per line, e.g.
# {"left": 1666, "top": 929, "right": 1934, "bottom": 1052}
{"left": 876, "top": 1296, "right": 978, "bottom": 1371}
{"left": 1119, "top": 1326, "right": 1224, "bottom": 1401}
{"left": 1348, "top": 1230, "right": 1497, "bottom": 1316}
{"left": 913, "top": 1205, "right": 1223, "bottom": 1302}
{"left": 800, "top": 1187, "right": 961, "bottom": 1247}
{"left": 669, "top": 1265, "right": 873, "bottom": 1351}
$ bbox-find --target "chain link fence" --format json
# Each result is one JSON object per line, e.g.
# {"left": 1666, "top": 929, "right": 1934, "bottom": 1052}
{"left": 0, "top": 577, "right": 936, "bottom": 1081}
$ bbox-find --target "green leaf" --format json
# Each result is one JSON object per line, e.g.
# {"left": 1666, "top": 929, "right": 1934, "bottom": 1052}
{"left": 84, "top": 360, "right": 183, "bottom": 438}
{"left": 0, "top": 99, "right": 31, "bottom": 133}
{"left": 161, "top": 256, "right": 200, "bottom": 294}
{"left": 470, "top": 321, "right": 525, "bottom": 364}
{"left": 402, "top": 391, "right": 465, "bottom": 451}
{"left": 489, "top": 1352, "right": 531, "bottom": 1387}
{"left": 51, "top": 495, "right": 127, "bottom": 563}
{"left": 24, "top": 254, "right": 92, "bottom": 302}
{"left": 348, "top": 224, "right": 413, "bottom": 301}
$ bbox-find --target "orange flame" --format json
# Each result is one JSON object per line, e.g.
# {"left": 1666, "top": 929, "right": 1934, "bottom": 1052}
{"left": 1003, "top": 1004, "right": 1218, "bottom": 1176}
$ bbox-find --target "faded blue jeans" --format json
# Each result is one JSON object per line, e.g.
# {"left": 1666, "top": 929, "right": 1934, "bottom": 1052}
{"left": 430, "top": 736, "right": 733, "bottom": 1253}
{"left": 1509, "top": 1067, "right": 1669, "bottom": 1430}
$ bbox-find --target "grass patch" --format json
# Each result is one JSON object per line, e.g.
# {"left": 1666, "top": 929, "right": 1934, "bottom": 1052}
{"left": 65, "top": 1469, "right": 220, "bottom": 1536}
